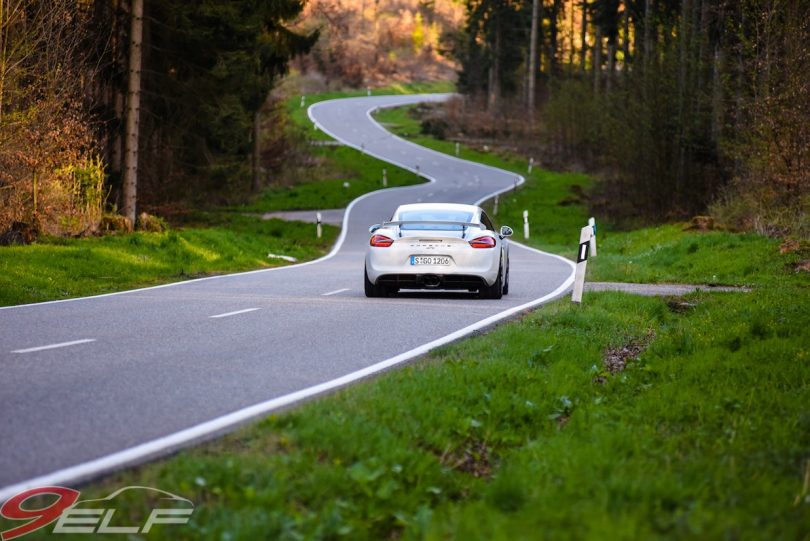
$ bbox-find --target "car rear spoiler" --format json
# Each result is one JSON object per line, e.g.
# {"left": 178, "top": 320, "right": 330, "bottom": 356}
{"left": 382, "top": 220, "right": 483, "bottom": 238}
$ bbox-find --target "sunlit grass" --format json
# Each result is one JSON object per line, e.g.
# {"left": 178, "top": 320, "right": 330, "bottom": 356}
{"left": 0, "top": 215, "right": 337, "bottom": 306}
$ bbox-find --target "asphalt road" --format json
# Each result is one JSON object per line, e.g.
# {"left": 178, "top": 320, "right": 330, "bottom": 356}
{"left": 0, "top": 94, "right": 574, "bottom": 498}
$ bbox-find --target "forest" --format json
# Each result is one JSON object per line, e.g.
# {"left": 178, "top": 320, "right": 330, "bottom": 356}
{"left": 0, "top": 0, "right": 806, "bottom": 240}
{"left": 449, "top": 0, "right": 808, "bottom": 234}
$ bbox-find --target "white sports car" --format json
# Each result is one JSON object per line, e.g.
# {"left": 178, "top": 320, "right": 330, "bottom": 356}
{"left": 364, "top": 203, "right": 513, "bottom": 298}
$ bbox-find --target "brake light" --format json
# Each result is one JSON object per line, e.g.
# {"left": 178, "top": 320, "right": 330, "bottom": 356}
{"left": 370, "top": 234, "right": 394, "bottom": 247}
{"left": 469, "top": 236, "right": 496, "bottom": 248}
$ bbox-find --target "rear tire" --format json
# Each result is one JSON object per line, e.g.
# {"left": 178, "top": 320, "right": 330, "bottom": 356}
{"left": 364, "top": 267, "right": 389, "bottom": 298}
{"left": 480, "top": 264, "right": 504, "bottom": 299}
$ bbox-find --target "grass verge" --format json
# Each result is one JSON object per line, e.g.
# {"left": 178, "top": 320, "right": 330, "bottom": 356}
{"left": 0, "top": 214, "right": 337, "bottom": 306}
{"left": 28, "top": 286, "right": 808, "bottom": 540}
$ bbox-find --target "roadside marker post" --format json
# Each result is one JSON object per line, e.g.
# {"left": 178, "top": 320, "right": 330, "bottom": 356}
{"left": 300, "top": 95, "right": 305, "bottom": 108}
{"left": 316, "top": 212, "right": 323, "bottom": 239}
{"left": 572, "top": 225, "right": 592, "bottom": 303}
{"left": 415, "top": 164, "right": 420, "bottom": 176}
{"left": 493, "top": 195, "right": 499, "bottom": 216}
{"left": 528, "top": 157, "right": 534, "bottom": 174}
{"left": 588, "top": 217, "right": 597, "bottom": 257}
{"left": 367, "top": 87, "right": 371, "bottom": 96}
{"left": 382, "top": 169, "right": 387, "bottom": 187}
{"left": 523, "top": 210, "right": 530, "bottom": 240}
{"left": 455, "top": 142, "right": 460, "bottom": 157}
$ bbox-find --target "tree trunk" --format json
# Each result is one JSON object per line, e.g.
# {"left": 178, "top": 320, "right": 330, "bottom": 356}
{"left": 711, "top": 44, "right": 722, "bottom": 145}
{"left": 488, "top": 18, "right": 501, "bottom": 111}
{"left": 123, "top": 0, "right": 143, "bottom": 227}
{"left": 622, "top": 0, "right": 630, "bottom": 70}
{"left": 0, "top": 0, "right": 6, "bottom": 122}
{"left": 606, "top": 38, "right": 616, "bottom": 92}
{"left": 593, "top": 25, "right": 602, "bottom": 93}
{"left": 527, "top": 0, "right": 539, "bottom": 117}
{"left": 251, "top": 110, "right": 261, "bottom": 193}
{"left": 579, "top": 1, "right": 587, "bottom": 73}
{"left": 549, "top": 0, "right": 562, "bottom": 78}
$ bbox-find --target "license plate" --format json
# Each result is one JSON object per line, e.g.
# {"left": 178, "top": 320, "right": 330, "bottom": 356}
{"left": 410, "top": 256, "right": 450, "bottom": 266}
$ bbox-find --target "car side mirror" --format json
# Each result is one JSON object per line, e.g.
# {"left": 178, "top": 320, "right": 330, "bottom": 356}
{"left": 500, "top": 226, "right": 514, "bottom": 238}
{"left": 369, "top": 224, "right": 382, "bottom": 233}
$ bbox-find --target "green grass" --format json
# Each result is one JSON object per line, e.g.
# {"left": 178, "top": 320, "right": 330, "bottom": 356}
{"left": 0, "top": 214, "right": 337, "bottom": 306}
{"left": 28, "top": 287, "right": 808, "bottom": 540}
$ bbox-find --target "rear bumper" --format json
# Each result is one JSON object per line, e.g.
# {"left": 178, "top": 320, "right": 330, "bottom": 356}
{"left": 366, "top": 244, "right": 500, "bottom": 286}
{"left": 375, "top": 273, "right": 488, "bottom": 290}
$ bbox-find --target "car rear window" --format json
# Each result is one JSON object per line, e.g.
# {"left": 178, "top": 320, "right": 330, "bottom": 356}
{"left": 398, "top": 210, "right": 475, "bottom": 231}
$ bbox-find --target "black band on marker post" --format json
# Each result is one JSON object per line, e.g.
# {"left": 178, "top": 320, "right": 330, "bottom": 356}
{"left": 577, "top": 241, "right": 590, "bottom": 263}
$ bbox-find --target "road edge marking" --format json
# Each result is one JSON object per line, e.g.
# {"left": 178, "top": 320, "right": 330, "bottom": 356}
{"left": 0, "top": 271, "right": 573, "bottom": 502}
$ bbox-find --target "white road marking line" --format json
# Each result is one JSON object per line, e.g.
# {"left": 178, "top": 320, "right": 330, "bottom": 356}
{"left": 321, "top": 288, "right": 350, "bottom": 296}
{"left": 12, "top": 339, "right": 96, "bottom": 354}
{"left": 209, "top": 308, "right": 260, "bottom": 319}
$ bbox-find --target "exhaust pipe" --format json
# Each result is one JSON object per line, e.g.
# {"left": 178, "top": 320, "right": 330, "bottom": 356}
{"left": 422, "top": 274, "right": 441, "bottom": 288}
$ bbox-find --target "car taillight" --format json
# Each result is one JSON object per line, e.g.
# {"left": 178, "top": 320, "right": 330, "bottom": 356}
{"left": 469, "top": 236, "right": 496, "bottom": 248}
{"left": 370, "top": 234, "right": 394, "bottom": 247}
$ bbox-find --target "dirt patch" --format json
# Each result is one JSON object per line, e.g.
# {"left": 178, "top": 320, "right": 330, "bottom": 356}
{"left": 595, "top": 334, "right": 654, "bottom": 384}
{"left": 438, "top": 440, "right": 493, "bottom": 478}
{"left": 796, "top": 260, "right": 810, "bottom": 273}
{"left": 780, "top": 239, "right": 802, "bottom": 254}
{"left": 666, "top": 298, "right": 699, "bottom": 314}
{"left": 685, "top": 215, "right": 715, "bottom": 231}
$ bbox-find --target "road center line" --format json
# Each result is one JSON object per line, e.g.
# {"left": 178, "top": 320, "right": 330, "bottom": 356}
{"left": 209, "top": 308, "right": 260, "bottom": 319}
{"left": 12, "top": 339, "right": 96, "bottom": 354}
{"left": 321, "top": 288, "right": 350, "bottom": 296}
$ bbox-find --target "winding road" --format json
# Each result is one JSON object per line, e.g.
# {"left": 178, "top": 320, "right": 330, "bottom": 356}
{"left": 0, "top": 94, "right": 574, "bottom": 500}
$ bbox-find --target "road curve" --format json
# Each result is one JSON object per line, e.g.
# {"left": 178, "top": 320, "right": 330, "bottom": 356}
{"left": 0, "top": 94, "right": 574, "bottom": 500}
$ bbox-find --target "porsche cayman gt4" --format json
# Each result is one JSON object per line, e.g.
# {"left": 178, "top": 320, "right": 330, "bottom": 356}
{"left": 364, "top": 203, "right": 513, "bottom": 298}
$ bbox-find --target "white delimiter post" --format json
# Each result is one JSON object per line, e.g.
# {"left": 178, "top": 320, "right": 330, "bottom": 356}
{"left": 523, "top": 210, "right": 530, "bottom": 240}
{"left": 493, "top": 195, "right": 499, "bottom": 216}
{"left": 588, "top": 217, "right": 597, "bottom": 256}
{"left": 572, "top": 225, "right": 592, "bottom": 303}
{"left": 382, "top": 169, "right": 387, "bottom": 187}
{"left": 316, "top": 212, "right": 322, "bottom": 239}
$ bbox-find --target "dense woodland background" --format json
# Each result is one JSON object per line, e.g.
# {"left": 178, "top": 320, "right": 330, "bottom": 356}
{"left": 0, "top": 0, "right": 806, "bottom": 239}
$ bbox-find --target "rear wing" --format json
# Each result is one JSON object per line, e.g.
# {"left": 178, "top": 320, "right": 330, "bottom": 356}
{"left": 381, "top": 220, "right": 484, "bottom": 238}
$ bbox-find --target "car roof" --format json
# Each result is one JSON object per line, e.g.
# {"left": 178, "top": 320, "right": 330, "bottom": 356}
{"left": 393, "top": 203, "right": 481, "bottom": 216}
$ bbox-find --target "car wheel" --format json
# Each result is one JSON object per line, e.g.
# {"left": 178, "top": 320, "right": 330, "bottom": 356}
{"left": 480, "top": 263, "right": 504, "bottom": 299}
{"left": 364, "top": 267, "right": 388, "bottom": 298}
